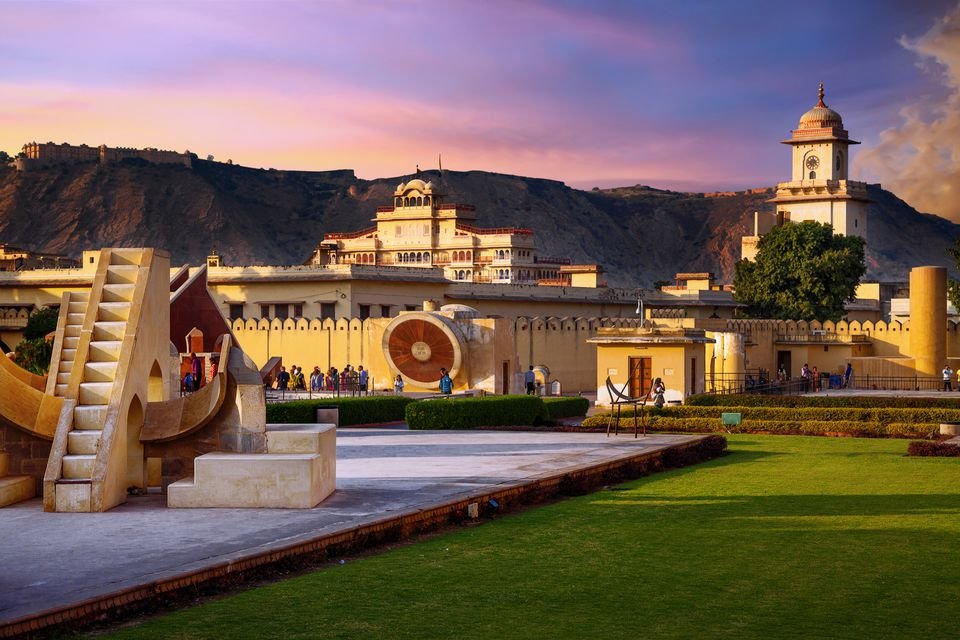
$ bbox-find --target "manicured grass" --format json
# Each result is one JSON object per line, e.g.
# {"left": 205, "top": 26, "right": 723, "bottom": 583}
{"left": 103, "top": 436, "right": 960, "bottom": 639}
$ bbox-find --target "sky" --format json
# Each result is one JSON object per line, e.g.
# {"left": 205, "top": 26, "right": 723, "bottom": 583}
{"left": 1, "top": 0, "right": 959, "bottom": 218}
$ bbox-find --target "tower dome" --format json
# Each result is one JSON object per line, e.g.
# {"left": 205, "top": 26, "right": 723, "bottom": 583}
{"left": 797, "top": 82, "right": 843, "bottom": 129}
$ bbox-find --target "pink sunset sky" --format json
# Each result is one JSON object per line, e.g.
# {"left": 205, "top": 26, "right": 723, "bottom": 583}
{"left": 2, "top": 1, "right": 959, "bottom": 216}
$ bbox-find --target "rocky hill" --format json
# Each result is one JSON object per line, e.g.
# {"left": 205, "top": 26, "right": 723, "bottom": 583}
{"left": 0, "top": 159, "right": 956, "bottom": 287}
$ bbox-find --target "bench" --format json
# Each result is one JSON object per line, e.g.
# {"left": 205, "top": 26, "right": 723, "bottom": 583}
{"left": 604, "top": 377, "right": 647, "bottom": 438}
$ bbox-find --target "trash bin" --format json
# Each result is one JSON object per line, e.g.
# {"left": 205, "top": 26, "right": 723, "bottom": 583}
{"left": 316, "top": 406, "right": 339, "bottom": 427}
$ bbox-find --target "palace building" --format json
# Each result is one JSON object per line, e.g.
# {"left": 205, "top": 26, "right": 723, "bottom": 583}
{"left": 742, "top": 83, "right": 871, "bottom": 260}
{"left": 308, "top": 177, "right": 577, "bottom": 285}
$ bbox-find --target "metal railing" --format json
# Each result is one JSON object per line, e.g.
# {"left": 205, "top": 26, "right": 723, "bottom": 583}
{"left": 704, "top": 372, "right": 945, "bottom": 396}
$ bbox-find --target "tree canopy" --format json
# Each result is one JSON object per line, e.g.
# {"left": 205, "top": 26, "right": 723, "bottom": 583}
{"left": 24, "top": 306, "right": 60, "bottom": 340}
{"left": 734, "top": 221, "right": 865, "bottom": 321}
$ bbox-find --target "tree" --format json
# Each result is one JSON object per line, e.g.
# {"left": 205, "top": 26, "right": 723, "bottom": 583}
{"left": 0, "top": 150, "right": 11, "bottom": 163}
{"left": 734, "top": 221, "right": 865, "bottom": 321}
{"left": 24, "top": 306, "right": 59, "bottom": 340}
{"left": 947, "top": 239, "right": 960, "bottom": 313}
{"left": 14, "top": 338, "right": 53, "bottom": 375}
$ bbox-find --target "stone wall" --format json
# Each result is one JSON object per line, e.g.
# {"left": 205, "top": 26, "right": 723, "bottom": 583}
{"left": 0, "top": 422, "right": 51, "bottom": 482}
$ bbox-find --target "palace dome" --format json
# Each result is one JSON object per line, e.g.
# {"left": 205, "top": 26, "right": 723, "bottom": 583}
{"left": 797, "top": 82, "right": 843, "bottom": 129}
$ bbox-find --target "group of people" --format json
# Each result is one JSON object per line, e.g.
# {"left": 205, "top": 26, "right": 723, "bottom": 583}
{"left": 793, "top": 362, "right": 854, "bottom": 392}
{"left": 274, "top": 364, "right": 369, "bottom": 394}
{"left": 941, "top": 363, "right": 960, "bottom": 391}
{"left": 181, "top": 352, "right": 218, "bottom": 394}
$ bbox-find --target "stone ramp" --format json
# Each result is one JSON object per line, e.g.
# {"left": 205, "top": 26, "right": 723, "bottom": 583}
{"left": 0, "top": 429, "right": 720, "bottom": 637}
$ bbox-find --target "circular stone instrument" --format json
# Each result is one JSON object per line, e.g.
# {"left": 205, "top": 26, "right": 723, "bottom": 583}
{"left": 382, "top": 312, "right": 465, "bottom": 384}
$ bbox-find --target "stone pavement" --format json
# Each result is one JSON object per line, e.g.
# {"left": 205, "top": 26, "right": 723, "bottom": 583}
{"left": 0, "top": 428, "right": 703, "bottom": 633}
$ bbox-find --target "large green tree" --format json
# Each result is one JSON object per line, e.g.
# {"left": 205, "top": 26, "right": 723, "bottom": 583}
{"left": 947, "top": 239, "right": 960, "bottom": 312}
{"left": 734, "top": 221, "right": 865, "bottom": 321}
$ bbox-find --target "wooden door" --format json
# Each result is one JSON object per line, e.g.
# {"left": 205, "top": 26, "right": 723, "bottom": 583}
{"left": 501, "top": 361, "right": 509, "bottom": 395}
{"left": 628, "top": 357, "right": 652, "bottom": 398}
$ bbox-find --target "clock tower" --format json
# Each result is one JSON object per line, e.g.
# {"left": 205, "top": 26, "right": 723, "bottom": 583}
{"left": 769, "top": 82, "right": 870, "bottom": 240}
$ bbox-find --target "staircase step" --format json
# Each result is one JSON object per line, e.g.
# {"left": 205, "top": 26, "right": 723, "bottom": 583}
{"left": 55, "top": 383, "right": 68, "bottom": 397}
{"left": 55, "top": 481, "right": 91, "bottom": 512}
{"left": 83, "top": 362, "right": 117, "bottom": 383}
{"left": 102, "top": 284, "right": 135, "bottom": 303}
{"left": 110, "top": 249, "right": 143, "bottom": 266}
{"left": 93, "top": 321, "right": 126, "bottom": 342}
{"left": 0, "top": 476, "right": 35, "bottom": 508}
{"left": 67, "top": 430, "right": 102, "bottom": 455}
{"left": 68, "top": 301, "right": 87, "bottom": 314}
{"left": 88, "top": 341, "right": 121, "bottom": 362}
{"left": 97, "top": 302, "right": 131, "bottom": 322}
{"left": 62, "top": 348, "right": 77, "bottom": 362}
{"left": 105, "top": 265, "right": 138, "bottom": 285}
{"left": 74, "top": 405, "right": 107, "bottom": 430}
{"left": 71, "top": 291, "right": 90, "bottom": 302}
{"left": 67, "top": 312, "right": 86, "bottom": 325}
{"left": 60, "top": 360, "right": 73, "bottom": 374}
{"left": 57, "top": 372, "right": 71, "bottom": 385}
{"left": 62, "top": 454, "right": 96, "bottom": 479}
{"left": 63, "top": 336, "right": 80, "bottom": 350}
{"left": 64, "top": 325, "right": 81, "bottom": 338}
{"left": 79, "top": 382, "right": 113, "bottom": 406}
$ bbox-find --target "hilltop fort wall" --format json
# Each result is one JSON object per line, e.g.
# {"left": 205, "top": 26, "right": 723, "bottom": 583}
{"left": 15, "top": 142, "right": 193, "bottom": 171}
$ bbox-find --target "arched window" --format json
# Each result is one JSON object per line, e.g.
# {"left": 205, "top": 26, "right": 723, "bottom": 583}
{"left": 809, "top": 171, "right": 816, "bottom": 179}
{"left": 424, "top": 196, "right": 430, "bottom": 206}
{"left": 360, "top": 254, "right": 367, "bottom": 264}
{"left": 395, "top": 197, "right": 402, "bottom": 207}
{"left": 424, "top": 252, "right": 430, "bottom": 262}
{"left": 417, "top": 197, "right": 422, "bottom": 206}
{"left": 466, "top": 250, "right": 472, "bottom": 260}
{"left": 396, "top": 253, "right": 402, "bottom": 263}
{"left": 404, "top": 197, "right": 409, "bottom": 206}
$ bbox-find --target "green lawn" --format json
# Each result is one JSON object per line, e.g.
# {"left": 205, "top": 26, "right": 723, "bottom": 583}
{"left": 104, "top": 436, "right": 960, "bottom": 639}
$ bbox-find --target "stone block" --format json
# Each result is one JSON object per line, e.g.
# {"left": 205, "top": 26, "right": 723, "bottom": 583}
{"left": 167, "top": 450, "right": 335, "bottom": 509}
{"left": 0, "top": 475, "right": 35, "bottom": 507}
{"left": 266, "top": 424, "right": 335, "bottom": 454}
{"left": 55, "top": 482, "right": 91, "bottom": 512}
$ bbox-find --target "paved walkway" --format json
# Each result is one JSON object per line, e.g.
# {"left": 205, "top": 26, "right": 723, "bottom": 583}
{"left": 0, "top": 429, "right": 701, "bottom": 631}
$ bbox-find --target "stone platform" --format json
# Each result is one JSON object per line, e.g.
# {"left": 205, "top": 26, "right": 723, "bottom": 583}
{"left": 0, "top": 428, "right": 709, "bottom": 637}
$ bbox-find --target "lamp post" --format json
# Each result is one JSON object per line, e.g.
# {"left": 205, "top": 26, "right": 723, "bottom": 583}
{"left": 635, "top": 290, "right": 645, "bottom": 328}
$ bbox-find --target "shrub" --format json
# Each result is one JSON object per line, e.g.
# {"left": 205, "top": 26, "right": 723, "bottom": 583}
{"left": 584, "top": 405, "right": 960, "bottom": 427}
{"left": 406, "top": 395, "right": 544, "bottom": 430}
{"left": 686, "top": 394, "right": 960, "bottom": 409}
{"left": 266, "top": 396, "right": 415, "bottom": 426}
{"left": 14, "top": 337, "right": 53, "bottom": 375}
{"left": 907, "top": 441, "right": 960, "bottom": 457}
{"left": 23, "top": 307, "right": 59, "bottom": 340}
{"left": 542, "top": 396, "right": 590, "bottom": 420}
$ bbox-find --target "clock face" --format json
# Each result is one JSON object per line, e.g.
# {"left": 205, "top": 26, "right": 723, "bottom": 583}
{"left": 805, "top": 155, "right": 820, "bottom": 170}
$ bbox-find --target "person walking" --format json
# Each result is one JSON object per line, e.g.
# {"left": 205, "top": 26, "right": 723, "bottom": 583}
{"left": 438, "top": 368, "right": 453, "bottom": 395}
{"left": 843, "top": 362, "right": 853, "bottom": 389}
{"left": 358, "top": 365, "right": 369, "bottom": 394}
{"left": 943, "top": 363, "right": 954, "bottom": 392}
{"left": 524, "top": 366, "right": 536, "bottom": 395}
{"left": 276, "top": 366, "right": 290, "bottom": 391}
{"left": 811, "top": 365, "right": 820, "bottom": 392}
{"left": 394, "top": 374, "right": 404, "bottom": 394}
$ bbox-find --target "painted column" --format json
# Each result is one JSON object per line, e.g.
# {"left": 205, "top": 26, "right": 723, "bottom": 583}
{"left": 908, "top": 266, "right": 946, "bottom": 379}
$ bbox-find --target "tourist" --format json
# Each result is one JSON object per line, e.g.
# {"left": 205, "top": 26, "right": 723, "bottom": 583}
{"left": 182, "top": 371, "right": 194, "bottom": 395}
{"left": 310, "top": 366, "right": 322, "bottom": 392}
{"left": 328, "top": 366, "right": 338, "bottom": 391}
{"left": 843, "top": 362, "right": 853, "bottom": 389}
{"left": 800, "top": 363, "right": 811, "bottom": 393}
{"left": 358, "top": 365, "right": 368, "bottom": 394}
{"left": 341, "top": 366, "right": 350, "bottom": 393}
{"left": 943, "top": 363, "right": 953, "bottom": 392}
{"left": 208, "top": 355, "right": 219, "bottom": 382}
{"left": 276, "top": 365, "right": 290, "bottom": 391}
{"left": 777, "top": 364, "right": 787, "bottom": 382}
{"left": 394, "top": 374, "right": 404, "bottom": 394}
{"left": 651, "top": 377, "right": 666, "bottom": 408}
{"left": 811, "top": 365, "right": 819, "bottom": 392}
{"left": 439, "top": 368, "right": 453, "bottom": 394}
{"left": 525, "top": 366, "right": 536, "bottom": 395}
{"left": 190, "top": 352, "right": 202, "bottom": 391}
{"left": 293, "top": 365, "right": 306, "bottom": 390}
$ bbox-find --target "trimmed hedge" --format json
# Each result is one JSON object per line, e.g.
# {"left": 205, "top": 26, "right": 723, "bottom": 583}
{"left": 406, "top": 395, "right": 544, "bottom": 430}
{"left": 266, "top": 397, "right": 415, "bottom": 426}
{"left": 686, "top": 394, "right": 960, "bottom": 409}
{"left": 583, "top": 405, "right": 960, "bottom": 426}
{"left": 907, "top": 441, "right": 960, "bottom": 456}
{"left": 541, "top": 396, "right": 590, "bottom": 420}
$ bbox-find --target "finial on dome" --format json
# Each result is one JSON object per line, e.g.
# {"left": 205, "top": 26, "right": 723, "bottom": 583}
{"left": 817, "top": 81, "right": 826, "bottom": 107}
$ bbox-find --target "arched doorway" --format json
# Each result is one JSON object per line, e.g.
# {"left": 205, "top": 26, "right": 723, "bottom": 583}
{"left": 126, "top": 395, "right": 146, "bottom": 490}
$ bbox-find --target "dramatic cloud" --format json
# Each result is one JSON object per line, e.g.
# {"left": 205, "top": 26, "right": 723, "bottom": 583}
{"left": 855, "top": 3, "right": 960, "bottom": 220}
